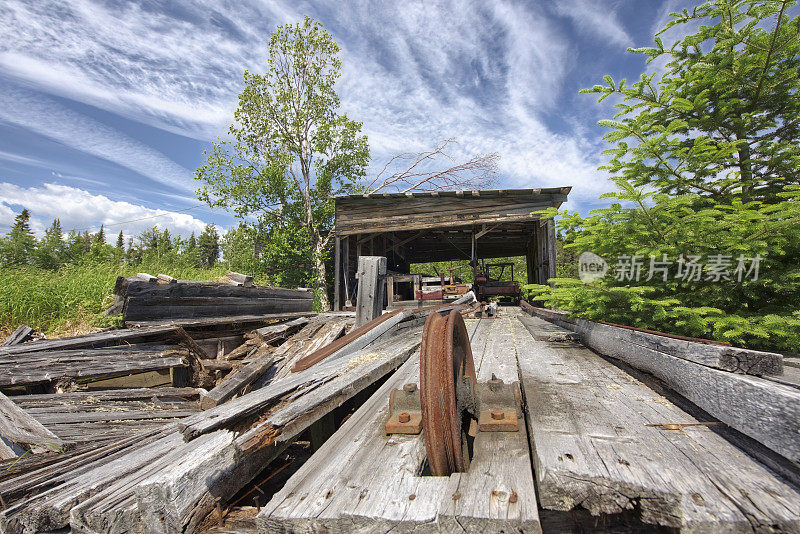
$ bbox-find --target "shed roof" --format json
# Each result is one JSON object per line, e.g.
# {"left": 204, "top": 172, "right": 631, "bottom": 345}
{"left": 334, "top": 187, "right": 571, "bottom": 236}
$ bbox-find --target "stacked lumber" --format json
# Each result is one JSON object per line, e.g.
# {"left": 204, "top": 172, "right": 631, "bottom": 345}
{"left": 0, "top": 307, "right": 437, "bottom": 533}
{"left": 113, "top": 275, "right": 313, "bottom": 324}
{"left": 521, "top": 305, "right": 798, "bottom": 470}
{"left": 516, "top": 314, "right": 800, "bottom": 531}
{"left": 10, "top": 388, "right": 202, "bottom": 448}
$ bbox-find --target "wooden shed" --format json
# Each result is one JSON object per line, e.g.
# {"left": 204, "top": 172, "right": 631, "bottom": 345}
{"left": 332, "top": 187, "right": 570, "bottom": 310}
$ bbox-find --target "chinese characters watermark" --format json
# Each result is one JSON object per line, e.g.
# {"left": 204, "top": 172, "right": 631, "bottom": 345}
{"left": 579, "top": 252, "right": 761, "bottom": 283}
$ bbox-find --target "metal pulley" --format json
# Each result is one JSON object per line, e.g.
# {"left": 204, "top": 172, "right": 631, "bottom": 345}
{"left": 384, "top": 309, "right": 522, "bottom": 477}
{"left": 420, "top": 310, "right": 477, "bottom": 476}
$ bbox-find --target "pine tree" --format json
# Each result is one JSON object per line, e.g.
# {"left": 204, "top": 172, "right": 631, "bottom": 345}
{"left": 34, "top": 218, "right": 65, "bottom": 269}
{"left": 94, "top": 224, "right": 106, "bottom": 245}
{"left": 197, "top": 224, "right": 220, "bottom": 267}
{"left": 116, "top": 230, "right": 124, "bottom": 249}
{"left": 2, "top": 209, "right": 36, "bottom": 265}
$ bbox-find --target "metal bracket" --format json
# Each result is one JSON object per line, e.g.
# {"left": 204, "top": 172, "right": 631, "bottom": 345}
{"left": 385, "top": 383, "right": 422, "bottom": 434}
{"left": 385, "top": 375, "right": 521, "bottom": 434}
{"left": 475, "top": 375, "right": 521, "bottom": 432}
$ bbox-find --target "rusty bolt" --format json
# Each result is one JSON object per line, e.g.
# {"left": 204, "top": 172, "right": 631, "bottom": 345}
{"left": 399, "top": 412, "right": 411, "bottom": 423}
{"left": 408, "top": 494, "right": 416, "bottom": 501}
{"left": 491, "top": 410, "right": 505, "bottom": 420}
{"left": 488, "top": 373, "right": 504, "bottom": 392}
{"left": 509, "top": 492, "right": 518, "bottom": 504}
{"left": 403, "top": 383, "right": 417, "bottom": 393}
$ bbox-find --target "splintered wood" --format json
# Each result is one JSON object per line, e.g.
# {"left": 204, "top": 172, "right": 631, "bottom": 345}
{"left": 517, "top": 315, "right": 800, "bottom": 531}
{"left": 259, "top": 314, "right": 540, "bottom": 533}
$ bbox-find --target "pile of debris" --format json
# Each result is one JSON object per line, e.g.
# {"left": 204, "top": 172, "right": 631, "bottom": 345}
{"left": 109, "top": 272, "right": 313, "bottom": 325}
{"left": 0, "top": 269, "right": 477, "bottom": 533}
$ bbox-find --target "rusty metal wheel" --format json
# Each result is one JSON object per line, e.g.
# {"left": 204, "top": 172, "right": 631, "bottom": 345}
{"left": 420, "top": 309, "right": 477, "bottom": 476}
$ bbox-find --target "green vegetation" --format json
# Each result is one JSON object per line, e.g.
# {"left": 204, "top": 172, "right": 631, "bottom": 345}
{"left": 527, "top": 0, "right": 800, "bottom": 352}
{"left": 196, "top": 16, "right": 369, "bottom": 311}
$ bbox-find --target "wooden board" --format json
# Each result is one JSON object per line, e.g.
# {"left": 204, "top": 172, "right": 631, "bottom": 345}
{"left": 516, "top": 315, "right": 800, "bottom": 531}
{"left": 0, "top": 392, "right": 63, "bottom": 459}
{"left": 0, "top": 345, "right": 188, "bottom": 388}
{"left": 258, "top": 314, "right": 540, "bottom": 533}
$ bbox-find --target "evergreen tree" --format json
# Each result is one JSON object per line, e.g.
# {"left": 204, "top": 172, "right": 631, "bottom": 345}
{"left": 34, "top": 218, "right": 65, "bottom": 269}
{"left": 94, "top": 224, "right": 105, "bottom": 245}
{"left": 1, "top": 209, "right": 36, "bottom": 265}
{"left": 116, "top": 230, "right": 124, "bottom": 249}
{"left": 197, "top": 224, "right": 220, "bottom": 267}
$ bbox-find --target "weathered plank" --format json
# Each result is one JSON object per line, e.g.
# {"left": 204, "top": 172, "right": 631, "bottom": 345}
{"left": 521, "top": 305, "right": 782, "bottom": 376}
{"left": 0, "top": 345, "right": 188, "bottom": 388}
{"left": 200, "top": 356, "right": 276, "bottom": 409}
{"left": 569, "top": 318, "right": 800, "bottom": 465}
{"left": 116, "top": 278, "right": 312, "bottom": 300}
{"left": 259, "top": 315, "right": 540, "bottom": 533}
{"left": 516, "top": 315, "right": 800, "bottom": 530}
{"left": 227, "top": 271, "right": 254, "bottom": 287}
{"left": 2, "top": 325, "right": 33, "bottom": 346}
{"left": 355, "top": 256, "right": 386, "bottom": 327}
{"left": 123, "top": 297, "right": 312, "bottom": 321}
{"left": 0, "top": 392, "right": 63, "bottom": 459}
{"left": 0, "top": 325, "right": 188, "bottom": 357}
{"left": 78, "top": 329, "right": 423, "bottom": 534}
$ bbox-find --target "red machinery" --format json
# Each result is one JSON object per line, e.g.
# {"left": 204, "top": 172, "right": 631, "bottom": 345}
{"left": 473, "top": 262, "right": 521, "bottom": 303}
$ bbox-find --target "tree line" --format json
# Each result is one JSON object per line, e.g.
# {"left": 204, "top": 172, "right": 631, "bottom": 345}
{"left": 0, "top": 209, "right": 222, "bottom": 270}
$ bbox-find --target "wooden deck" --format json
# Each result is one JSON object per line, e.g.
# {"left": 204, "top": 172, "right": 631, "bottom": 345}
{"left": 258, "top": 308, "right": 800, "bottom": 533}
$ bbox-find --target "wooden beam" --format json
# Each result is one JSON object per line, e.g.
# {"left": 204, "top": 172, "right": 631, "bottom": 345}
{"left": 516, "top": 315, "right": 800, "bottom": 529}
{"left": 2, "top": 325, "right": 33, "bottom": 346}
{"left": 355, "top": 256, "right": 386, "bottom": 327}
{"left": 199, "top": 355, "right": 276, "bottom": 409}
{"left": 0, "top": 392, "right": 63, "bottom": 459}
{"left": 334, "top": 236, "right": 341, "bottom": 311}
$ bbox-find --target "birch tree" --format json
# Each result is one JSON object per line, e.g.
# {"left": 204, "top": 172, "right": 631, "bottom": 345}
{"left": 196, "top": 16, "right": 368, "bottom": 310}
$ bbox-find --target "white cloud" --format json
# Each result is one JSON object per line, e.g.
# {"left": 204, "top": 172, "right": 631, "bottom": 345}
{"left": 0, "top": 182, "right": 212, "bottom": 241}
{"left": 553, "top": 0, "right": 633, "bottom": 48}
{"left": 0, "top": 0, "right": 613, "bottom": 212}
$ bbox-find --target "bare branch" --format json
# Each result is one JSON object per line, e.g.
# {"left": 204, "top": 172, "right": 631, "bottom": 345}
{"left": 365, "top": 139, "right": 499, "bottom": 195}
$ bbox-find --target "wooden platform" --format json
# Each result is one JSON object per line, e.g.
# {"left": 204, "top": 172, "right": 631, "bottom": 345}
{"left": 259, "top": 315, "right": 540, "bottom": 532}
{"left": 258, "top": 309, "right": 800, "bottom": 533}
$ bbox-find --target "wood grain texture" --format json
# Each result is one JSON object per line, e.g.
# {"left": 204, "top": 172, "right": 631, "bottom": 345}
{"left": 517, "top": 315, "right": 800, "bottom": 531}
{"left": 259, "top": 314, "right": 540, "bottom": 533}
{"left": 0, "top": 391, "right": 63, "bottom": 459}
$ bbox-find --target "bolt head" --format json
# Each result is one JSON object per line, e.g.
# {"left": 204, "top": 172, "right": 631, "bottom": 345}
{"left": 491, "top": 409, "right": 504, "bottom": 420}
{"left": 399, "top": 412, "right": 411, "bottom": 423}
{"left": 403, "top": 383, "right": 417, "bottom": 393}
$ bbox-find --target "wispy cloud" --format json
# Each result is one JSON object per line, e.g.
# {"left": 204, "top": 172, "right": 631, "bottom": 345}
{"left": 0, "top": 0, "right": 617, "bottom": 212}
{"left": 0, "top": 84, "right": 197, "bottom": 192}
{"left": 552, "top": 0, "right": 633, "bottom": 48}
{"left": 0, "top": 182, "right": 211, "bottom": 240}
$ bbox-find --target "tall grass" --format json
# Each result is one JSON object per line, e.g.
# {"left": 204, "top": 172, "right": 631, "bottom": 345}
{"left": 0, "top": 260, "right": 229, "bottom": 336}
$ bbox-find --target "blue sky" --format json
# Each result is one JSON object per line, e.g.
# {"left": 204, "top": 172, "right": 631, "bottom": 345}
{"left": 0, "top": 0, "right": 692, "bottom": 240}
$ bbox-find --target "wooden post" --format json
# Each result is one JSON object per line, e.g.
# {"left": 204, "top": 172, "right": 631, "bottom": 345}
{"left": 386, "top": 275, "right": 395, "bottom": 308}
{"left": 546, "top": 219, "right": 557, "bottom": 283}
{"left": 355, "top": 256, "right": 387, "bottom": 327}
{"left": 334, "top": 236, "right": 341, "bottom": 311}
{"left": 343, "top": 236, "right": 351, "bottom": 305}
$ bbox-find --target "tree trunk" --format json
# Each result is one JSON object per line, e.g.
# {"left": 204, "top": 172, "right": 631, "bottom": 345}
{"left": 313, "top": 240, "right": 330, "bottom": 312}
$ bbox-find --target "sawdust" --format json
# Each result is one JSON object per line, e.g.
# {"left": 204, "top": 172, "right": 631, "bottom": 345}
{"left": 346, "top": 351, "right": 382, "bottom": 371}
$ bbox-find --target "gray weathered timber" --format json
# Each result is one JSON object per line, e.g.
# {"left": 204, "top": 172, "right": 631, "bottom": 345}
{"left": 115, "top": 278, "right": 312, "bottom": 301}
{"left": 2, "top": 325, "right": 33, "bottom": 346}
{"left": 0, "top": 345, "right": 188, "bottom": 388}
{"left": 517, "top": 315, "right": 800, "bottom": 531}
{"left": 200, "top": 355, "right": 276, "bottom": 409}
{"left": 123, "top": 297, "right": 312, "bottom": 321}
{"left": 116, "top": 331, "right": 422, "bottom": 534}
{"left": 177, "top": 326, "right": 422, "bottom": 442}
{"left": 0, "top": 425, "right": 177, "bottom": 534}
{"left": 571, "top": 318, "right": 800, "bottom": 465}
{"left": 355, "top": 256, "right": 386, "bottom": 327}
{"left": 0, "top": 325, "right": 188, "bottom": 357}
{"left": 157, "top": 274, "right": 177, "bottom": 284}
{"left": 11, "top": 388, "right": 201, "bottom": 448}
{"left": 577, "top": 318, "right": 782, "bottom": 375}
{"left": 253, "top": 318, "right": 311, "bottom": 344}
{"left": 0, "top": 391, "right": 63, "bottom": 459}
{"left": 124, "top": 312, "right": 315, "bottom": 330}
{"left": 270, "top": 319, "right": 348, "bottom": 382}
{"left": 259, "top": 314, "right": 540, "bottom": 533}
{"left": 521, "top": 306, "right": 783, "bottom": 376}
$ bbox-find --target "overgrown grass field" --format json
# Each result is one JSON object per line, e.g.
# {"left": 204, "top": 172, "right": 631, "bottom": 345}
{"left": 0, "top": 261, "right": 230, "bottom": 337}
